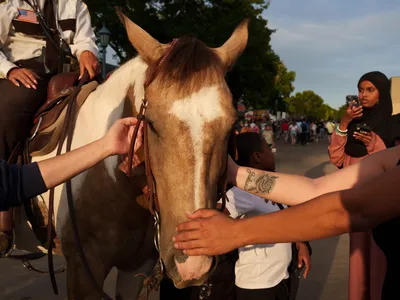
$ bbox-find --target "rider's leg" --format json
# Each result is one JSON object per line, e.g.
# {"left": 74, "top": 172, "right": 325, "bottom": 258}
{"left": 0, "top": 77, "right": 49, "bottom": 254}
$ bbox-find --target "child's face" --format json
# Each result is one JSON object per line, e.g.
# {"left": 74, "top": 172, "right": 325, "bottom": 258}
{"left": 257, "top": 139, "right": 276, "bottom": 172}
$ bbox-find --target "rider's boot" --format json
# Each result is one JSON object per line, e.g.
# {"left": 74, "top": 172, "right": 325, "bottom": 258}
{"left": 0, "top": 209, "right": 14, "bottom": 256}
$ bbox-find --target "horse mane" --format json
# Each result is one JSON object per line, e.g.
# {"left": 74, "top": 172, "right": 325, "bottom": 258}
{"left": 149, "top": 37, "right": 224, "bottom": 97}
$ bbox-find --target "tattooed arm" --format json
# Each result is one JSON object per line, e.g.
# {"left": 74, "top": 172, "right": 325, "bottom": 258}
{"left": 228, "top": 146, "right": 400, "bottom": 206}
{"left": 173, "top": 163, "right": 400, "bottom": 256}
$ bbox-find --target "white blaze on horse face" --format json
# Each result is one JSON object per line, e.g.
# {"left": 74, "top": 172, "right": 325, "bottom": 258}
{"left": 169, "top": 85, "right": 224, "bottom": 210}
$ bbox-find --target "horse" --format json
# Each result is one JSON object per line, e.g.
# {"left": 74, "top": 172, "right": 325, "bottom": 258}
{"left": 13, "top": 9, "right": 249, "bottom": 299}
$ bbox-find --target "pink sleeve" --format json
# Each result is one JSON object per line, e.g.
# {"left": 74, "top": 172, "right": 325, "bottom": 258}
{"left": 366, "top": 132, "right": 387, "bottom": 154}
{"left": 328, "top": 131, "right": 349, "bottom": 167}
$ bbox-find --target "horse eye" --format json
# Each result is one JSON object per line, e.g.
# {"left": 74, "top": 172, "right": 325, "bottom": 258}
{"left": 147, "top": 121, "right": 158, "bottom": 135}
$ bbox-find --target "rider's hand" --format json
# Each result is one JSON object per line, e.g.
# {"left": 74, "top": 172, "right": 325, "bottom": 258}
{"left": 79, "top": 50, "right": 100, "bottom": 80}
{"left": 101, "top": 117, "right": 143, "bottom": 156}
{"left": 7, "top": 68, "right": 40, "bottom": 89}
{"left": 173, "top": 209, "right": 242, "bottom": 256}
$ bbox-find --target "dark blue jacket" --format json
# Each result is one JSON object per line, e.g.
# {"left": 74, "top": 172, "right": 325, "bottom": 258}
{"left": 0, "top": 160, "right": 47, "bottom": 211}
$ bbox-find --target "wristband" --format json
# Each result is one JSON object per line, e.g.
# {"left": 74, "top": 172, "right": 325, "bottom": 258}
{"left": 336, "top": 125, "right": 348, "bottom": 134}
{"left": 336, "top": 126, "right": 347, "bottom": 136}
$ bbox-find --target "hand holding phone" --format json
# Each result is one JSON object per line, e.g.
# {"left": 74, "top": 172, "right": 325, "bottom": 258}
{"left": 354, "top": 123, "right": 372, "bottom": 145}
{"left": 356, "top": 123, "right": 372, "bottom": 134}
{"left": 294, "top": 262, "right": 306, "bottom": 279}
{"left": 344, "top": 102, "right": 363, "bottom": 122}
{"left": 346, "top": 95, "right": 360, "bottom": 107}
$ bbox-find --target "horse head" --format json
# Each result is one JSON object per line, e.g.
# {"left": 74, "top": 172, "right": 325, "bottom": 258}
{"left": 117, "top": 9, "right": 248, "bottom": 288}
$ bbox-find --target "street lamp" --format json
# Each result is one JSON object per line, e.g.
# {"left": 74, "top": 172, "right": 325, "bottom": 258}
{"left": 98, "top": 23, "right": 111, "bottom": 78}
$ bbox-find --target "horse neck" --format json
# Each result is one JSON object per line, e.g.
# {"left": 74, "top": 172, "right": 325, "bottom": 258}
{"left": 84, "top": 57, "right": 148, "bottom": 141}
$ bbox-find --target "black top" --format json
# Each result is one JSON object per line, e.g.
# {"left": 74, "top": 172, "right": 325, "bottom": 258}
{"left": 371, "top": 160, "right": 400, "bottom": 299}
{"left": 345, "top": 71, "right": 400, "bottom": 157}
{"left": 0, "top": 160, "right": 47, "bottom": 212}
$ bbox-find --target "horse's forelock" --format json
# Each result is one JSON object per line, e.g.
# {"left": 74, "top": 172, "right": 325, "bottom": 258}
{"left": 148, "top": 37, "right": 225, "bottom": 97}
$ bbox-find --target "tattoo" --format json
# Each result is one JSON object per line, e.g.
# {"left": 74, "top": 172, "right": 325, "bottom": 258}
{"left": 244, "top": 169, "right": 255, "bottom": 190}
{"left": 244, "top": 169, "right": 278, "bottom": 195}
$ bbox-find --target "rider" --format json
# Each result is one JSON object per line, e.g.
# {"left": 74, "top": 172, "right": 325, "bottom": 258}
{"left": 0, "top": 0, "right": 100, "bottom": 254}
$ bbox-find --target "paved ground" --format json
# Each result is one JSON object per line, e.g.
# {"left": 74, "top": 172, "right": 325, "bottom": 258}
{"left": 274, "top": 139, "right": 349, "bottom": 300}
{"left": 0, "top": 138, "right": 349, "bottom": 300}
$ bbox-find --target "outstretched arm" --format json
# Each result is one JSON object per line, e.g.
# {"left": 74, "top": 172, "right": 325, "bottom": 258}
{"left": 38, "top": 117, "right": 140, "bottom": 189}
{"left": 228, "top": 146, "right": 400, "bottom": 206}
{"left": 0, "top": 118, "right": 141, "bottom": 211}
{"left": 173, "top": 164, "right": 400, "bottom": 256}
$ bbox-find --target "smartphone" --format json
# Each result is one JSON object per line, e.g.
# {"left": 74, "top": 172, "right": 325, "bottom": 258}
{"left": 346, "top": 95, "right": 360, "bottom": 107}
{"left": 356, "top": 123, "right": 372, "bottom": 134}
{"left": 294, "top": 262, "right": 306, "bottom": 279}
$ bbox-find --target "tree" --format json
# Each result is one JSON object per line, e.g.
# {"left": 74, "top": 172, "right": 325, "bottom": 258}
{"left": 272, "top": 61, "right": 296, "bottom": 100}
{"left": 269, "top": 61, "right": 296, "bottom": 113}
{"left": 286, "top": 90, "right": 343, "bottom": 120}
{"left": 286, "top": 90, "right": 324, "bottom": 118}
{"left": 335, "top": 104, "right": 347, "bottom": 121}
{"left": 85, "top": 0, "right": 286, "bottom": 108}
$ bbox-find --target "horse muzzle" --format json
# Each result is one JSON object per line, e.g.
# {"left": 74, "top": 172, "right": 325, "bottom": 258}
{"left": 164, "top": 251, "right": 213, "bottom": 288}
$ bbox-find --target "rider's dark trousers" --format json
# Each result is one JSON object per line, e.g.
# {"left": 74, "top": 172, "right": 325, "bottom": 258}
{"left": 0, "top": 66, "right": 50, "bottom": 233}
{"left": 0, "top": 78, "right": 48, "bottom": 160}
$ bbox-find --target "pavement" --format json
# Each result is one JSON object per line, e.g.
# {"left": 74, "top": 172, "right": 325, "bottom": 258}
{"left": 0, "top": 137, "right": 349, "bottom": 300}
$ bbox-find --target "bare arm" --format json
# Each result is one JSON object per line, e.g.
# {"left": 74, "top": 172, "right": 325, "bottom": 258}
{"left": 38, "top": 139, "right": 109, "bottom": 189}
{"left": 38, "top": 117, "right": 140, "bottom": 189}
{"left": 228, "top": 146, "right": 400, "bottom": 206}
{"left": 173, "top": 164, "right": 400, "bottom": 256}
{"left": 240, "top": 164, "right": 400, "bottom": 246}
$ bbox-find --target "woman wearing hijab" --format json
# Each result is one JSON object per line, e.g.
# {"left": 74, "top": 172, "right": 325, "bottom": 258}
{"left": 329, "top": 71, "right": 400, "bottom": 300}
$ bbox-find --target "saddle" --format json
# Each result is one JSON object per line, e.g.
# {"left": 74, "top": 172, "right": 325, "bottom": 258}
{"left": 23, "top": 72, "right": 98, "bottom": 249}
{"left": 28, "top": 72, "right": 99, "bottom": 157}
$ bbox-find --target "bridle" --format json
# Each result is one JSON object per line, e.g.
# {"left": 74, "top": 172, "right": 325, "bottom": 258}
{"left": 125, "top": 38, "right": 237, "bottom": 298}
{"left": 127, "top": 38, "right": 234, "bottom": 215}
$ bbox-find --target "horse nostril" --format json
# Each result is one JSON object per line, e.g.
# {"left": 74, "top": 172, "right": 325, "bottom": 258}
{"left": 175, "top": 254, "right": 189, "bottom": 264}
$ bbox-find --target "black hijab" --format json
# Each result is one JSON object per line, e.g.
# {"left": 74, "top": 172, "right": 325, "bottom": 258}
{"left": 345, "top": 71, "right": 400, "bottom": 157}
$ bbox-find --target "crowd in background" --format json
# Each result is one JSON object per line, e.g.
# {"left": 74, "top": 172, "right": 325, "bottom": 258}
{"left": 235, "top": 118, "right": 337, "bottom": 148}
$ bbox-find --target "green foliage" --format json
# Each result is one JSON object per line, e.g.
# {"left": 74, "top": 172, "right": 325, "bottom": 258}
{"left": 336, "top": 104, "right": 347, "bottom": 120}
{"left": 84, "top": 0, "right": 295, "bottom": 108}
{"left": 285, "top": 90, "right": 339, "bottom": 120}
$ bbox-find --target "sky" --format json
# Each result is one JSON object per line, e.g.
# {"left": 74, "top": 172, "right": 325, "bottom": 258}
{"left": 104, "top": 0, "right": 400, "bottom": 109}
{"left": 264, "top": 0, "right": 400, "bottom": 109}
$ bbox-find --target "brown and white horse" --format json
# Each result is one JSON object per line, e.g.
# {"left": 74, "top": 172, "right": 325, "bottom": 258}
{"left": 14, "top": 10, "right": 248, "bottom": 299}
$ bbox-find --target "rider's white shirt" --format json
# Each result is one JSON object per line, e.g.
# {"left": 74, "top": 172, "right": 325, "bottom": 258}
{"left": 222, "top": 187, "right": 292, "bottom": 289}
{"left": 0, "top": 0, "right": 98, "bottom": 78}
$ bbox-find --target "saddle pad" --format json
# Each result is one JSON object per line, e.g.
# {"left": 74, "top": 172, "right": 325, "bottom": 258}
{"left": 29, "top": 80, "right": 99, "bottom": 157}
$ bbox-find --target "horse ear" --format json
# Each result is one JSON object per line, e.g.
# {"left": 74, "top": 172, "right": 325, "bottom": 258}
{"left": 214, "top": 19, "right": 249, "bottom": 70}
{"left": 115, "top": 7, "right": 167, "bottom": 63}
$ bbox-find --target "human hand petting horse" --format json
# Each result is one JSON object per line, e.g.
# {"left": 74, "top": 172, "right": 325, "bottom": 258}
{"left": 0, "top": 117, "right": 143, "bottom": 213}
{"left": 38, "top": 117, "right": 142, "bottom": 190}
{"left": 173, "top": 146, "right": 400, "bottom": 256}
